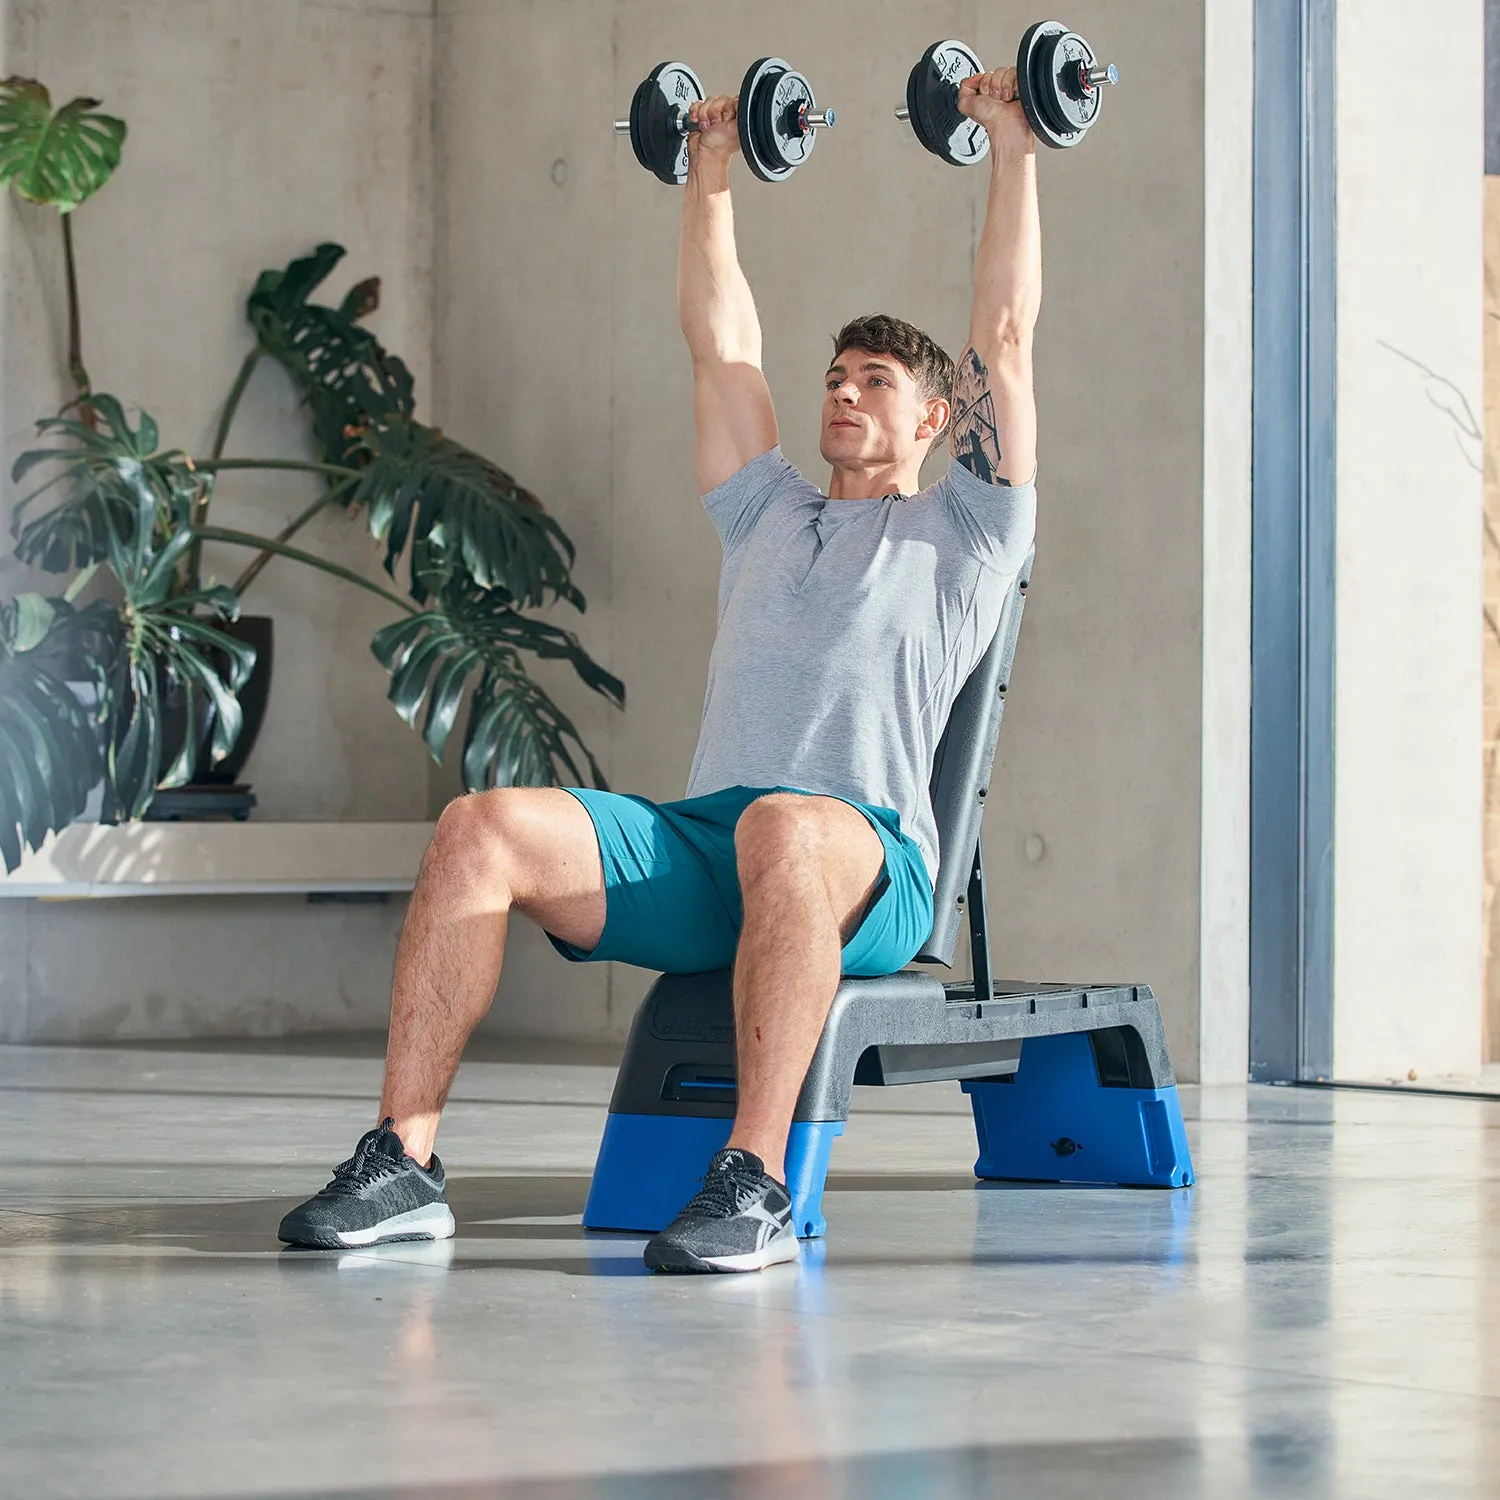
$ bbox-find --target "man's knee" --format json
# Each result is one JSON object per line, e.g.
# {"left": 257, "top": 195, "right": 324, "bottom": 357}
{"left": 427, "top": 788, "right": 536, "bottom": 891}
{"left": 734, "top": 794, "right": 837, "bottom": 883}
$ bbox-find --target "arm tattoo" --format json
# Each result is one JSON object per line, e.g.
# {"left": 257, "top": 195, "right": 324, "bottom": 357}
{"left": 949, "top": 347, "right": 1012, "bottom": 487}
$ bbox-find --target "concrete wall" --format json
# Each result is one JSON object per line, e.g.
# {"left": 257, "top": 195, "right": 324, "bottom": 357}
{"left": 1332, "top": 0, "right": 1486, "bottom": 1081}
{"left": 0, "top": 0, "right": 434, "bottom": 1038}
{"left": 1, "top": 0, "right": 1255, "bottom": 1075}
{"left": 436, "top": 0, "right": 1249, "bottom": 1077}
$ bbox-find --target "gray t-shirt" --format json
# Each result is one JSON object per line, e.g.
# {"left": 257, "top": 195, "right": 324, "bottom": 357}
{"left": 685, "top": 446, "right": 1037, "bottom": 887}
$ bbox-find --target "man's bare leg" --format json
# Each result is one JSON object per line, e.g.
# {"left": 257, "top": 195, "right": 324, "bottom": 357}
{"left": 724, "top": 794, "right": 886, "bottom": 1182}
{"left": 377, "top": 787, "right": 606, "bottom": 1166}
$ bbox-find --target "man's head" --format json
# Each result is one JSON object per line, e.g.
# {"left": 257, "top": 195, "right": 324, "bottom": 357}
{"left": 820, "top": 314, "right": 955, "bottom": 476}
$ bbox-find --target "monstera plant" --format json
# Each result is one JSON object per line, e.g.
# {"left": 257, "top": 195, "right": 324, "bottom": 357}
{"left": 0, "top": 78, "right": 622, "bottom": 872}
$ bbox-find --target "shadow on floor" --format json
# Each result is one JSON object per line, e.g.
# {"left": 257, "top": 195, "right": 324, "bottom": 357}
{"left": 0, "top": 1175, "right": 594, "bottom": 1253}
{"left": 1, "top": 1171, "right": 1201, "bottom": 1277}
{"left": 219, "top": 1437, "right": 1211, "bottom": 1500}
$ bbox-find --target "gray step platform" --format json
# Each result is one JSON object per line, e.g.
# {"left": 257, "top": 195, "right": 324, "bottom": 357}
{"left": 584, "top": 970, "right": 1193, "bottom": 1238}
{"left": 582, "top": 550, "right": 1195, "bottom": 1240}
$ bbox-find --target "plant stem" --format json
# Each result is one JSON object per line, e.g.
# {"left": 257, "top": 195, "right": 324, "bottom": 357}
{"left": 58, "top": 211, "right": 93, "bottom": 417}
{"left": 210, "top": 348, "right": 264, "bottom": 461}
{"left": 185, "top": 476, "right": 211, "bottom": 597}
{"left": 194, "top": 458, "right": 355, "bottom": 478}
{"left": 186, "top": 430, "right": 343, "bottom": 593}
{"left": 194, "top": 524, "right": 416, "bottom": 617}
{"left": 230, "top": 477, "right": 357, "bottom": 597}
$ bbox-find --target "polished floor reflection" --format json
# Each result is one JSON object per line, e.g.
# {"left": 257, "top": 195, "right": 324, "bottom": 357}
{"left": 2, "top": 1040, "right": 1498, "bottom": 1499}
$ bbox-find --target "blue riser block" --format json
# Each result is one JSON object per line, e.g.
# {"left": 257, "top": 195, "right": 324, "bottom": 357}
{"left": 962, "top": 1031, "right": 1194, "bottom": 1188}
{"left": 583, "top": 1114, "right": 845, "bottom": 1238}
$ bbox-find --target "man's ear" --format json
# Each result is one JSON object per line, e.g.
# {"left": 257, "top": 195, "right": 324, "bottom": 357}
{"left": 916, "top": 398, "right": 951, "bottom": 443}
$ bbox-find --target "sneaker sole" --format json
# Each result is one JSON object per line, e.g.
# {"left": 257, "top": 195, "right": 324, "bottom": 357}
{"left": 279, "top": 1203, "right": 456, "bottom": 1250}
{"left": 645, "top": 1232, "right": 801, "bottom": 1275}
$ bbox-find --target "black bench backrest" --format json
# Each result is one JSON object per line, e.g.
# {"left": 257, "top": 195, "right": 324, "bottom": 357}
{"left": 917, "top": 551, "right": 1034, "bottom": 967}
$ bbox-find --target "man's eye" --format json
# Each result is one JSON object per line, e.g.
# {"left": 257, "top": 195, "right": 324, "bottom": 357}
{"left": 870, "top": 378, "right": 887, "bottom": 387}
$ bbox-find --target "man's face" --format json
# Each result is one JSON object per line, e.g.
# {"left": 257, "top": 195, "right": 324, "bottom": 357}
{"left": 819, "top": 349, "right": 945, "bottom": 469}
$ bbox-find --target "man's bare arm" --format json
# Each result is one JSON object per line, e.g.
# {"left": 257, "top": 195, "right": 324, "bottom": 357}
{"left": 679, "top": 95, "right": 778, "bottom": 494}
{"left": 951, "top": 68, "right": 1041, "bottom": 487}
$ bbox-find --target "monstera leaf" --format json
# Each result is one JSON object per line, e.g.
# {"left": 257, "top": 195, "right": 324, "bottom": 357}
{"left": 11, "top": 428, "right": 258, "bottom": 821}
{"left": 101, "top": 505, "right": 255, "bottom": 819}
{"left": 242, "top": 247, "right": 586, "bottom": 612}
{"left": 0, "top": 594, "right": 113, "bottom": 872}
{"left": 354, "top": 418, "right": 582, "bottom": 609}
{"left": 371, "top": 561, "right": 622, "bottom": 791}
{"left": 0, "top": 77, "right": 125, "bottom": 212}
{"left": 247, "top": 243, "right": 414, "bottom": 467}
{"left": 10, "top": 393, "right": 201, "bottom": 572}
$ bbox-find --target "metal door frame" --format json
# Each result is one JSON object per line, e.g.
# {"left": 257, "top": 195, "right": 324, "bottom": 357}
{"left": 1248, "top": 0, "right": 1337, "bottom": 1081}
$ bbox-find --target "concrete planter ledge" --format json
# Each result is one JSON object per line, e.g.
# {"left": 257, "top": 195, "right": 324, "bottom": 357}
{"left": 0, "top": 822, "right": 434, "bottom": 898}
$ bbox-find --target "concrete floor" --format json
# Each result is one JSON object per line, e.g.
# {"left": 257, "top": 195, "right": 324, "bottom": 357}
{"left": 3, "top": 1041, "right": 1499, "bottom": 1500}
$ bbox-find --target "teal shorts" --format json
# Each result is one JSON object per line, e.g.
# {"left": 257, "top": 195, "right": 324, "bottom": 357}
{"left": 545, "top": 784, "right": 934, "bottom": 977}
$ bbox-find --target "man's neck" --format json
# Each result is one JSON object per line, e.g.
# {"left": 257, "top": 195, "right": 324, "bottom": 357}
{"left": 826, "top": 459, "right": 927, "bottom": 500}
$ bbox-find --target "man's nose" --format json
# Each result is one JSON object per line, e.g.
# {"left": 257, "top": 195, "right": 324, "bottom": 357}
{"left": 833, "top": 383, "right": 857, "bottom": 403}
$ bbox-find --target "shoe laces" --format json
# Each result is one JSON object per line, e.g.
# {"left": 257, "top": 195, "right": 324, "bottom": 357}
{"left": 326, "top": 1118, "right": 407, "bottom": 1196}
{"left": 681, "top": 1150, "right": 768, "bottom": 1220}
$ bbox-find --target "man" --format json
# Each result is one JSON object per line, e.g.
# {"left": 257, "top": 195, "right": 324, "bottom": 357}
{"left": 278, "top": 64, "right": 1039, "bottom": 1273}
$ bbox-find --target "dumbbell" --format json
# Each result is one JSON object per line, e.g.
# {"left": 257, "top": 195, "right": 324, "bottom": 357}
{"left": 612, "top": 58, "right": 836, "bottom": 185}
{"left": 895, "top": 22, "right": 1118, "bottom": 162}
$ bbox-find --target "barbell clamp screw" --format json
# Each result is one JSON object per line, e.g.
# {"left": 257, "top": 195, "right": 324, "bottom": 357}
{"left": 612, "top": 119, "right": 631, "bottom": 133}
{"left": 894, "top": 106, "right": 910, "bottom": 121}
{"left": 1083, "top": 63, "right": 1119, "bottom": 89}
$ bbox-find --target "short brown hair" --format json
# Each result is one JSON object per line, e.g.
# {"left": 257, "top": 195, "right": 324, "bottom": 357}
{"left": 830, "top": 313, "right": 956, "bottom": 436}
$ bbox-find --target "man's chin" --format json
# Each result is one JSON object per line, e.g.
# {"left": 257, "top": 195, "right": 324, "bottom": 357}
{"left": 820, "top": 432, "right": 867, "bottom": 465}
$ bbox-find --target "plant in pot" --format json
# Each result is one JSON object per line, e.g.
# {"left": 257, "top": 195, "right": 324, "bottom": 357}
{"left": 0, "top": 78, "right": 622, "bottom": 871}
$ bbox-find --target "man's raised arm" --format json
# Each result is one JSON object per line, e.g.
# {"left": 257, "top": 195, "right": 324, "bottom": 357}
{"left": 678, "top": 93, "right": 778, "bottom": 495}
{"left": 950, "top": 68, "right": 1042, "bottom": 488}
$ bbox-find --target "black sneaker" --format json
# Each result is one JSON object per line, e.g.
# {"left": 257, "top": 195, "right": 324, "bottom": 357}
{"left": 277, "top": 1118, "right": 455, "bottom": 1249}
{"left": 643, "top": 1148, "right": 800, "bottom": 1274}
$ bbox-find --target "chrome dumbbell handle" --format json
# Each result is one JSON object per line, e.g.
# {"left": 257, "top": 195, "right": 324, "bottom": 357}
{"left": 614, "top": 106, "right": 835, "bottom": 135}
{"left": 612, "top": 109, "right": 707, "bottom": 136}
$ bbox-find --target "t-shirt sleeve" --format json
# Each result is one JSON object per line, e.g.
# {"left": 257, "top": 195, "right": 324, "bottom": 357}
{"left": 700, "top": 446, "right": 796, "bottom": 552}
{"left": 932, "top": 459, "right": 1038, "bottom": 575}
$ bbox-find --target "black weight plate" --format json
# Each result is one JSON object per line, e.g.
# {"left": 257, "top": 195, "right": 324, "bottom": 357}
{"left": 905, "top": 54, "right": 936, "bottom": 157}
{"left": 907, "top": 39, "right": 987, "bottom": 167}
{"left": 1032, "top": 30, "right": 1072, "bottom": 136}
{"left": 1016, "top": 20, "right": 1074, "bottom": 150}
{"left": 638, "top": 60, "right": 703, "bottom": 184}
{"left": 628, "top": 75, "right": 655, "bottom": 175}
{"left": 929, "top": 39, "right": 986, "bottom": 165}
{"left": 739, "top": 56, "right": 798, "bottom": 182}
{"left": 1046, "top": 30, "right": 1103, "bottom": 135}
{"left": 750, "top": 63, "right": 792, "bottom": 177}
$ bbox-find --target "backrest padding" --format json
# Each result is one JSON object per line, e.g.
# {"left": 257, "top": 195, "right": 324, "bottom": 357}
{"left": 917, "top": 551, "right": 1034, "bottom": 966}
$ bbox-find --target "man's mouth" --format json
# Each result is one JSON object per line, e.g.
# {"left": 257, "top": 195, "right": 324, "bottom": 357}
{"left": 830, "top": 418, "right": 859, "bottom": 428}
